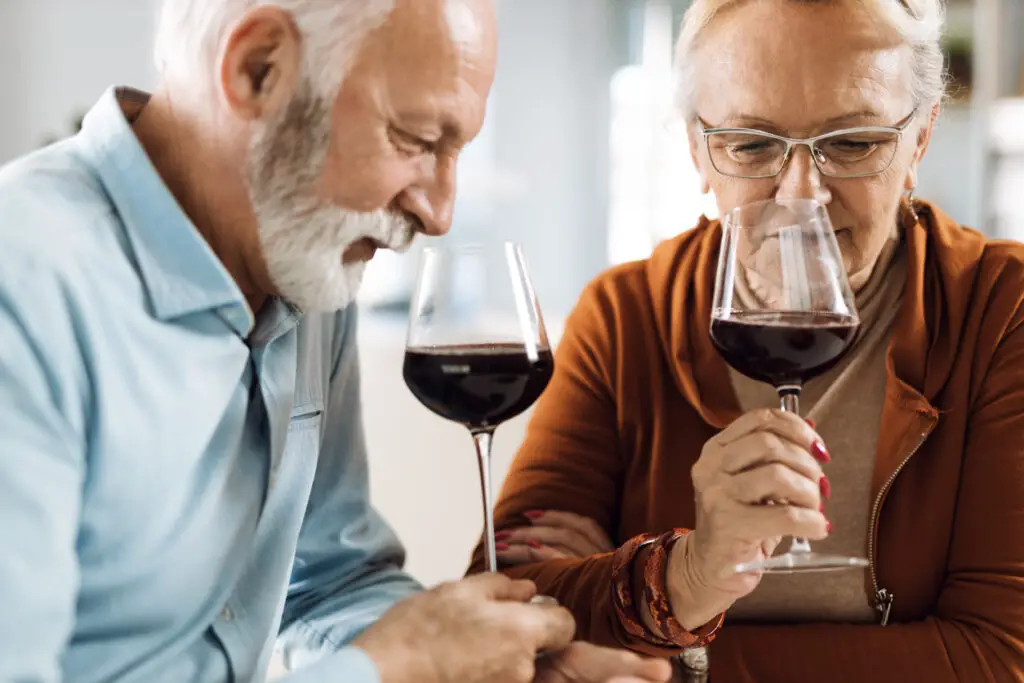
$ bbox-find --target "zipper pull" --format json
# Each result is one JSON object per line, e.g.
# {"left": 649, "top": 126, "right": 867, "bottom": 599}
{"left": 875, "top": 588, "right": 894, "bottom": 626}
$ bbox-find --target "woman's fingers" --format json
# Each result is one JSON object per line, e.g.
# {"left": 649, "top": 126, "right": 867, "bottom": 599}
{"left": 497, "top": 525, "right": 598, "bottom": 558}
{"left": 730, "top": 462, "right": 822, "bottom": 509}
{"left": 522, "top": 511, "right": 615, "bottom": 553}
{"left": 714, "top": 408, "right": 825, "bottom": 459}
{"left": 496, "top": 542, "right": 567, "bottom": 566}
{"left": 719, "top": 498, "right": 829, "bottom": 543}
{"left": 720, "top": 430, "right": 825, "bottom": 484}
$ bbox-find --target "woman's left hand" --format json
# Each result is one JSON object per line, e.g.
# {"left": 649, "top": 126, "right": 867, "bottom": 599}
{"left": 495, "top": 510, "right": 614, "bottom": 565}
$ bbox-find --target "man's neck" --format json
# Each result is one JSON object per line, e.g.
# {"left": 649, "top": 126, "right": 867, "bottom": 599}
{"left": 132, "top": 87, "right": 271, "bottom": 314}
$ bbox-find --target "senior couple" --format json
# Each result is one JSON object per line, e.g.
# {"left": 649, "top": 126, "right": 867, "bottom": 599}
{"left": 1, "top": 0, "right": 1021, "bottom": 682}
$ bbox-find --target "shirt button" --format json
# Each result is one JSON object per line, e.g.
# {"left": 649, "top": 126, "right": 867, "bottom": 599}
{"left": 220, "top": 605, "right": 235, "bottom": 622}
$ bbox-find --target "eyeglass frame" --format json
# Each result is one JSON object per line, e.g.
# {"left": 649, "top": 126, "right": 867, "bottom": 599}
{"left": 695, "top": 109, "right": 918, "bottom": 180}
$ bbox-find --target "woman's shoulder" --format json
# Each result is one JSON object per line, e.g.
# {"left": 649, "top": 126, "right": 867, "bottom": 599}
{"left": 925, "top": 203, "right": 1024, "bottom": 309}
{"left": 576, "top": 218, "right": 718, "bottom": 317}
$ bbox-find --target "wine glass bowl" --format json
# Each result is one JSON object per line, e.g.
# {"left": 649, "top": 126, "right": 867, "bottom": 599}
{"left": 404, "top": 243, "right": 553, "bottom": 573}
{"left": 710, "top": 198, "right": 868, "bottom": 574}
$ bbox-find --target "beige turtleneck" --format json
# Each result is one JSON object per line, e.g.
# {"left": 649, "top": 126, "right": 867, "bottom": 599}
{"left": 726, "top": 233, "right": 906, "bottom": 623}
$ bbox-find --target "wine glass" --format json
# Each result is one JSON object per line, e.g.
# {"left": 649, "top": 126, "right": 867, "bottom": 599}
{"left": 710, "top": 198, "right": 869, "bottom": 573}
{"left": 404, "top": 242, "right": 554, "bottom": 573}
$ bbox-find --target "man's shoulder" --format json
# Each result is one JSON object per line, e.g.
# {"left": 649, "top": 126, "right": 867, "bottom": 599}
{"left": 0, "top": 141, "right": 140, "bottom": 294}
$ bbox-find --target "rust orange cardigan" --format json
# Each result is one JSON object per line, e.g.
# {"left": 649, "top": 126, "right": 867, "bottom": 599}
{"left": 473, "top": 202, "right": 1024, "bottom": 681}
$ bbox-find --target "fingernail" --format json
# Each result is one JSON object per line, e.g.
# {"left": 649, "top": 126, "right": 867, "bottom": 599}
{"left": 494, "top": 531, "right": 511, "bottom": 541}
{"left": 806, "top": 418, "right": 816, "bottom": 429}
{"left": 820, "top": 475, "right": 832, "bottom": 500}
{"left": 527, "top": 540, "right": 543, "bottom": 549}
{"left": 811, "top": 440, "right": 831, "bottom": 463}
{"left": 826, "top": 520, "right": 833, "bottom": 534}
{"left": 524, "top": 510, "right": 545, "bottom": 521}
{"left": 496, "top": 542, "right": 510, "bottom": 551}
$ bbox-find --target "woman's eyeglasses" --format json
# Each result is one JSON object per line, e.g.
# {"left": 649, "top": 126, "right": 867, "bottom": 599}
{"left": 697, "top": 110, "right": 917, "bottom": 180}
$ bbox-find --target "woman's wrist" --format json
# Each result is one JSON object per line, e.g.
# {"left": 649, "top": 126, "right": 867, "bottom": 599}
{"left": 666, "top": 533, "right": 731, "bottom": 631}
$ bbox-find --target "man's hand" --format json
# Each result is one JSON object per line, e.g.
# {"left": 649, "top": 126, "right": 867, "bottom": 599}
{"left": 535, "top": 642, "right": 672, "bottom": 683}
{"left": 353, "top": 572, "right": 575, "bottom": 683}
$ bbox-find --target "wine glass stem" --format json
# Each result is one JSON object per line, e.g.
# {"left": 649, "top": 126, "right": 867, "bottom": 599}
{"left": 777, "top": 389, "right": 811, "bottom": 555}
{"left": 472, "top": 429, "right": 498, "bottom": 573}
{"left": 779, "top": 390, "right": 799, "bottom": 414}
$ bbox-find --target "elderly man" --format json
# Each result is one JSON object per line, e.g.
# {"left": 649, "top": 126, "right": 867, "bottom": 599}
{"left": 0, "top": 1, "right": 672, "bottom": 683}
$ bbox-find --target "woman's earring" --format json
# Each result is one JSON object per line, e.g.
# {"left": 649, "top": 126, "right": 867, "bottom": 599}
{"left": 905, "top": 185, "right": 919, "bottom": 222}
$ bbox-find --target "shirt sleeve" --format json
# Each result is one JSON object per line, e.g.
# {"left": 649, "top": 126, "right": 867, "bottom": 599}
{"left": 0, "top": 262, "right": 87, "bottom": 683}
{"left": 276, "top": 307, "right": 421, "bottom": 673}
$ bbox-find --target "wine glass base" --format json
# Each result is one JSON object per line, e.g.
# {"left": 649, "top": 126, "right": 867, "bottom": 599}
{"left": 736, "top": 552, "right": 869, "bottom": 574}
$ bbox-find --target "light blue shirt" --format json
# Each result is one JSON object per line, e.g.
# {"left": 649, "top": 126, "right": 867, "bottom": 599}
{"left": 0, "top": 87, "right": 421, "bottom": 683}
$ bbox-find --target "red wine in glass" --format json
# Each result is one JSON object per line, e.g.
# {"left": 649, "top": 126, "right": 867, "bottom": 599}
{"left": 710, "top": 311, "right": 859, "bottom": 389}
{"left": 403, "top": 344, "right": 554, "bottom": 431}
{"left": 711, "top": 198, "right": 868, "bottom": 573}
{"left": 405, "top": 243, "right": 552, "bottom": 574}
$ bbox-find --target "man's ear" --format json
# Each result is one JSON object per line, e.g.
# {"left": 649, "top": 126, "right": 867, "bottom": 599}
{"left": 219, "top": 6, "right": 303, "bottom": 121}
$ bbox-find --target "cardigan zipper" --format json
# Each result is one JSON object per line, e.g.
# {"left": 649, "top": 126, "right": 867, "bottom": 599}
{"left": 867, "top": 423, "right": 935, "bottom": 626}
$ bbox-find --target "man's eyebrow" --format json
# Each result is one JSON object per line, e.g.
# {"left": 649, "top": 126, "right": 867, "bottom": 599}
{"left": 395, "top": 110, "right": 465, "bottom": 141}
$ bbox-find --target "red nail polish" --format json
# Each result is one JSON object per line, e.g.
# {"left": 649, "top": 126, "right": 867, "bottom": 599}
{"left": 806, "top": 418, "right": 816, "bottom": 429}
{"left": 819, "top": 502, "right": 826, "bottom": 514}
{"left": 820, "top": 475, "right": 832, "bottom": 500}
{"left": 826, "top": 520, "right": 833, "bottom": 534}
{"left": 811, "top": 440, "right": 831, "bottom": 463}
{"left": 524, "top": 510, "right": 545, "bottom": 521}
{"left": 527, "top": 540, "right": 543, "bottom": 549}
{"left": 494, "top": 531, "right": 511, "bottom": 541}
{"left": 496, "top": 542, "right": 510, "bottom": 551}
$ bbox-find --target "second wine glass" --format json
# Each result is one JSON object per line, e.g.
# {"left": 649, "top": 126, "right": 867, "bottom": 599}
{"left": 710, "top": 198, "right": 869, "bottom": 574}
{"left": 403, "top": 243, "right": 554, "bottom": 573}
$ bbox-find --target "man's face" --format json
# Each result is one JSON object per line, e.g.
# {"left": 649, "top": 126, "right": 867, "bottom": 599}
{"left": 246, "top": 0, "right": 497, "bottom": 312}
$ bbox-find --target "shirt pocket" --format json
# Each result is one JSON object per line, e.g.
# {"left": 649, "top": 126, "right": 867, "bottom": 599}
{"left": 288, "top": 403, "right": 324, "bottom": 433}
{"left": 274, "top": 403, "right": 324, "bottom": 494}
{"left": 283, "top": 403, "right": 324, "bottom": 462}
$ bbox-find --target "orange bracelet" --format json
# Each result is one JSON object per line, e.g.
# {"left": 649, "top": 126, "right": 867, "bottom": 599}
{"left": 612, "top": 529, "right": 724, "bottom": 649}
{"left": 643, "top": 529, "right": 724, "bottom": 648}
{"left": 611, "top": 532, "right": 669, "bottom": 644}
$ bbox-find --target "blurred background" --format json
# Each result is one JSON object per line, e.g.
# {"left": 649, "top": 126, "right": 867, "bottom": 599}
{"left": 1, "top": 0, "right": 1022, "bottom": 588}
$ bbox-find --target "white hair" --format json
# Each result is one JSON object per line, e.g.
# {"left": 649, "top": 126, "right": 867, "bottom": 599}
{"left": 674, "top": 0, "right": 947, "bottom": 117}
{"left": 154, "top": 0, "right": 396, "bottom": 94}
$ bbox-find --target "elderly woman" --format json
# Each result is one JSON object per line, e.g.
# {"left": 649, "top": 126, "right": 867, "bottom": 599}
{"left": 475, "top": 0, "right": 1024, "bottom": 680}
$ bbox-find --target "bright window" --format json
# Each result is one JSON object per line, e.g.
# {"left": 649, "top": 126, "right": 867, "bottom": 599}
{"left": 607, "top": 0, "right": 717, "bottom": 265}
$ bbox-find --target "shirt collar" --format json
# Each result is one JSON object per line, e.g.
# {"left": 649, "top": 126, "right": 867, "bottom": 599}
{"left": 75, "top": 86, "right": 254, "bottom": 336}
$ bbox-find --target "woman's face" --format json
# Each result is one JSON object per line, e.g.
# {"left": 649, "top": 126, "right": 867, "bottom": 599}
{"left": 688, "top": 1, "right": 937, "bottom": 289}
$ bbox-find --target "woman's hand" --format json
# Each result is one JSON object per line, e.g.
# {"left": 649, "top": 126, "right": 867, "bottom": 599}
{"left": 668, "top": 408, "right": 831, "bottom": 630}
{"left": 495, "top": 510, "right": 615, "bottom": 565}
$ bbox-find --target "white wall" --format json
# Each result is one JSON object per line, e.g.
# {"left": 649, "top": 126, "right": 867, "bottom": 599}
{"left": 485, "top": 0, "right": 622, "bottom": 317}
{"left": 0, "top": 0, "right": 158, "bottom": 162}
{"left": 916, "top": 105, "right": 981, "bottom": 228}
